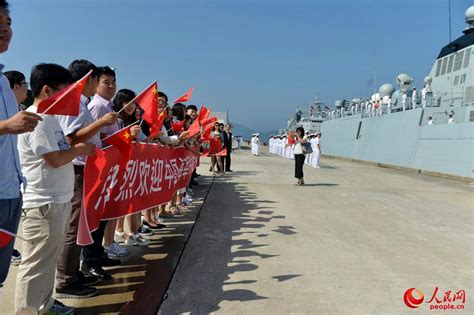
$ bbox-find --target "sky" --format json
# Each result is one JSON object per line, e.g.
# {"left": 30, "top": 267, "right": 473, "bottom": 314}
{"left": 1, "top": 0, "right": 471, "bottom": 131}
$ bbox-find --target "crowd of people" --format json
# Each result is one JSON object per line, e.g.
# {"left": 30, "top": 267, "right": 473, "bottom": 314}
{"left": 269, "top": 131, "right": 321, "bottom": 185}
{"left": 0, "top": 2, "right": 233, "bottom": 313}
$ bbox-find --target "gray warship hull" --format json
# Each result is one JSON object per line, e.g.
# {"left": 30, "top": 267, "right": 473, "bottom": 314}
{"left": 320, "top": 108, "right": 473, "bottom": 180}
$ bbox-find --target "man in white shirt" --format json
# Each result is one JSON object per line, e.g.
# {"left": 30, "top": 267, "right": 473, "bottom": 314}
{"left": 15, "top": 63, "right": 95, "bottom": 315}
{"left": 412, "top": 88, "right": 417, "bottom": 109}
{"left": 448, "top": 114, "right": 454, "bottom": 124}
{"left": 55, "top": 60, "right": 118, "bottom": 299}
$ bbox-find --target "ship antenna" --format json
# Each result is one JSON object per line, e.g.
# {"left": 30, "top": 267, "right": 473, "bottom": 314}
{"left": 373, "top": 49, "right": 376, "bottom": 95}
{"left": 448, "top": 0, "right": 452, "bottom": 42}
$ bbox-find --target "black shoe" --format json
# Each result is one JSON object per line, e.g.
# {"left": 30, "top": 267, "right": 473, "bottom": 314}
{"left": 77, "top": 271, "right": 101, "bottom": 286}
{"left": 81, "top": 264, "right": 113, "bottom": 280}
{"left": 142, "top": 220, "right": 167, "bottom": 230}
{"left": 190, "top": 180, "right": 199, "bottom": 186}
{"left": 101, "top": 254, "right": 121, "bottom": 267}
{"left": 55, "top": 282, "right": 98, "bottom": 299}
{"left": 195, "top": 173, "right": 201, "bottom": 177}
{"left": 226, "top": 169, "right": 233, "bottom": 172}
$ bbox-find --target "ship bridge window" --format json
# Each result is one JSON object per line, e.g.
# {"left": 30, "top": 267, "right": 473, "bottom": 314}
{"left": 453, "top": 51, "right": 464, "bottom": 71}
{"left": 454, "top": 76, "right": 459, "bottom": 86}
{"left": 461, "top": 74, "right": 466, "bottom": 84}
{"left": 441, "top": 57, "right": 448, "bottom": 75}
{"left": 447, "top": 54, "right": 454, "bottom": 73}
{"left": 435, "top": 59, "right": 442, "bottom": 77}
{"left": 463, "top": 48, "right": 471, "bottom": 68}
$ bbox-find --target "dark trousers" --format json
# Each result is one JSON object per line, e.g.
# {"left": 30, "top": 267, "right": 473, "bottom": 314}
{"left": 294, "top": 154, "right": 305, "bottom": 179}
{"left": 56, "top": 167, "right": 83, "bottom": 288}
{"left": 0, "top": 197, "right": 21, "bottom": 287}
{"left": 220, "top": 148, "right": 231, "bottom": 171}
{"left": 82, "top": 220, "right": 107, "bottom": 267}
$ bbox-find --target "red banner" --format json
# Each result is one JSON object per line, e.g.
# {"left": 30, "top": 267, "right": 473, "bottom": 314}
{"left": 78, "top": 143, "right": 199, "bottom": 245}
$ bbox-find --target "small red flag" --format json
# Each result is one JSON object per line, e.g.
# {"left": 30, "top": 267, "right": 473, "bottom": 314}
{"left": 171, "top": 120, "right": 185, "bottom": 132}
{"left": 200, "top": 116, "right": 217, "bottom": 126}
{"left": 174, "top": 87, "right": 193, "bottom": 104}
{"left": 148, "top": 110, "right": 166, "bottom": 140}
{"left": 184, "top": 118, "right": 201, "bottom": 139}
{"left": 134, "top": 82, "right": 165, "bottom": 139}
{"left": 37, "top": 70, "right": 92, "bottom": 116}
{"left": 103, "top": 125, "right": 133, "bottom": 154}
{"left": 214, "top": 147, "right": 227, "bottom": 157}
{"left": 197, "top": 106, "right": 210, "bottom": 123}
{"left": 200, "top": 123, "right": 214, "bottom": 141}
{"left": 0, "top": 228, "right": 15, "bottom": 248}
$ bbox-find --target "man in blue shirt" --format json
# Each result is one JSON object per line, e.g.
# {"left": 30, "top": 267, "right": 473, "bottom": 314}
{"left": 0, "top": 0, "right": 42, "bottom": 290}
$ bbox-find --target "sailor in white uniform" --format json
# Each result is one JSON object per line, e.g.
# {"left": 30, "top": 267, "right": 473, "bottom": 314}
{"left": 313, "top": 133, "right": 321, "bottom": 168}
{"left": 421, "top": 86, "right": 427, "bottom": 108}
{"left": 448, "top": 114, "right": 454, "bottom": 124}
{"left": 387, "top": 97, "right": 392, "bottom": 113}
{"left": 402, "top": 92, "right": 407, "bottom": 111}
{"left": 412, "top": 88, "right": 417, "bottom": 109}
{"left": 254, "top": 134, "right": 260, "bottom": 156}
{"left": 427, "top": 116, "right": 434, "bottom": 125}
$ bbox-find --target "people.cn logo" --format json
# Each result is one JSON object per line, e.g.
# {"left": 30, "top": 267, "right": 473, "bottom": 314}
{"left": 404, "top": 288, "right": 425, "bottom": 308}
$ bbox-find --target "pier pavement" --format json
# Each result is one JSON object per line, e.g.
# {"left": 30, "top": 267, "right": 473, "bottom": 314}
{"left": 0, "top": 145, "right": 472, "bottom": 314}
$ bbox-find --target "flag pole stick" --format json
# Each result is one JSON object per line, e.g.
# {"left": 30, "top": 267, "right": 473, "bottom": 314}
{"left": 118, "top": 81, "right": 156, "bottom": 114}
{"left": 42, "top": 70, "right": 93, "bottom": 115}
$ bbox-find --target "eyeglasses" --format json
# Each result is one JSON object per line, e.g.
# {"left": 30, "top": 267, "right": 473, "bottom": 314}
{"left": 20, "top": 81, "right": 28, "bottom": 87}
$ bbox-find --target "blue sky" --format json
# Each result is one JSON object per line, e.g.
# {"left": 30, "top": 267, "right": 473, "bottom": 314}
{"left": 1, "top": 0, "right": 471, "bottom": 131}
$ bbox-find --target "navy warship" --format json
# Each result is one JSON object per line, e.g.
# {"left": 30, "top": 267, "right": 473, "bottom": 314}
{"left": 279, "top": 6, "right": 474, "bottom": 180}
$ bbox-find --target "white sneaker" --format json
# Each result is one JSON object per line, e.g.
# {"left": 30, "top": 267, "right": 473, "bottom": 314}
{"left": 126, "top": 234, "right": 149, "bottom": 246}
{"left": 106, "top": 241, "right": 128, "bottom": 257}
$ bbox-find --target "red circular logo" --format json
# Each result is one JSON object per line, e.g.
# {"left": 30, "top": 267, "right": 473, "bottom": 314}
{"left": 404, "top": 288, "right": 424, "bottom": 308}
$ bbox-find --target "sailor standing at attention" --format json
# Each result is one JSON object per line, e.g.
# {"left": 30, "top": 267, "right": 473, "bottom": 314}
{"left": 448, "top": 114, "right": 454, "bottom": 124}
{"left": 313, "top": 132, "right": 321, "bottom": 168}
{"left": 250, "top": 134, "right": 255, "bottom": 155}
{"left": 387, "top": 96, "right": 392, "bottom": 113}
{"left": 427, "top": 116, "right": 434, "bottom": 125}
{"left": 402, "top": 92, "right": 407, "bottom": 111}
{"left": 412, "top": 88, "right": 417, "bottom": 109}
{"left": 254, "top": 134, "right": 260, "bottom": 156}
{"left": 421, "top": 86, "right": 427, "bottom": 108}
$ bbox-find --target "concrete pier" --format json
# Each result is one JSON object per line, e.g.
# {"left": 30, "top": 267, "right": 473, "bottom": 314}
{"left": 1, "top": 146, "right": 472, "bottom": 314}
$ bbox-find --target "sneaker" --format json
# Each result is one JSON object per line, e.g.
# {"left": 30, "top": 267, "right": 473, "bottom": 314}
{"left": 76, "top": 271, "right": 101, "bottom": 286}
{"left": 186, "top": 187, "right": 194, "bottom": 195}
{"left": 183, "top": 199, "right": 192, "bottom": 207}
{"left": 44, "top": 299, "right": 75, "bottom": 315}
{"left": 114, "top": 231, "right": 128, "bottom": 244}
{"left": 11, "top": 249, "right": 21, "bottom": 266}
{"left": 126, "top": 233, "right": 150, "bottom": 246}
{"left": 105, "top": 241, "right": 128, "bottom": 258}
{"left": 55, "top": 283, "right": 98, "bottom": 299}
{"left": 137, "top": 225, "right": 153, "bottom": 236}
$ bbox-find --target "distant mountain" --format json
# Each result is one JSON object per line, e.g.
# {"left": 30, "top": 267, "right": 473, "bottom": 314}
{"left": 232, "top": 122, "right": 279, "bottom": 142}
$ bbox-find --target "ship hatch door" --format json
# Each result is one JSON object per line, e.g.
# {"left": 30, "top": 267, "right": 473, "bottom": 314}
{"left": 356, "top": 121, "right": 362, "bottom": 139}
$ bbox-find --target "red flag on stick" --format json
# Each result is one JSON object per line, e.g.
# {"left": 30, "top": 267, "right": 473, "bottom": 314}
{"left": 197, "top": 105, "right": 210, "bottom": 123}
{"left": 184, "top": 118, "right": 201, "bottom": 139}
{"left": 200, "top": 116, "right": 217, "bottom": 127}
{"left": 0, "top": 228, "right": 16, "bottom": 248}
{"left": 214, "top": 147, "right": 227, "bottom": 156}
{"left": 37, "top": 70, "right": 92, "bottom": 116}
{"left": 200, "top": 123, "right": 214, "bottom": 141}
{"left": 174, "top": 87, "right": 193, "bottom": 104}
{"left": 103, "top": 125, "right": 133, "bottom": 154}
{"left": 148, "top": 110, "right": 167, "bottom": 140}
{"left": 134, "top": 82, "right": 164, "bottom": 138}
{"left": 171, "top": 120, "right": 185, "bottom": 132}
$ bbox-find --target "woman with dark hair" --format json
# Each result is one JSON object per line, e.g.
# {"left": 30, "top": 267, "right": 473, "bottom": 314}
{"left": 112, "top": 89, "right": 150, "bottom": 246}
{"left": 292, "top": 126, "right": 308, "bottom": 185}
